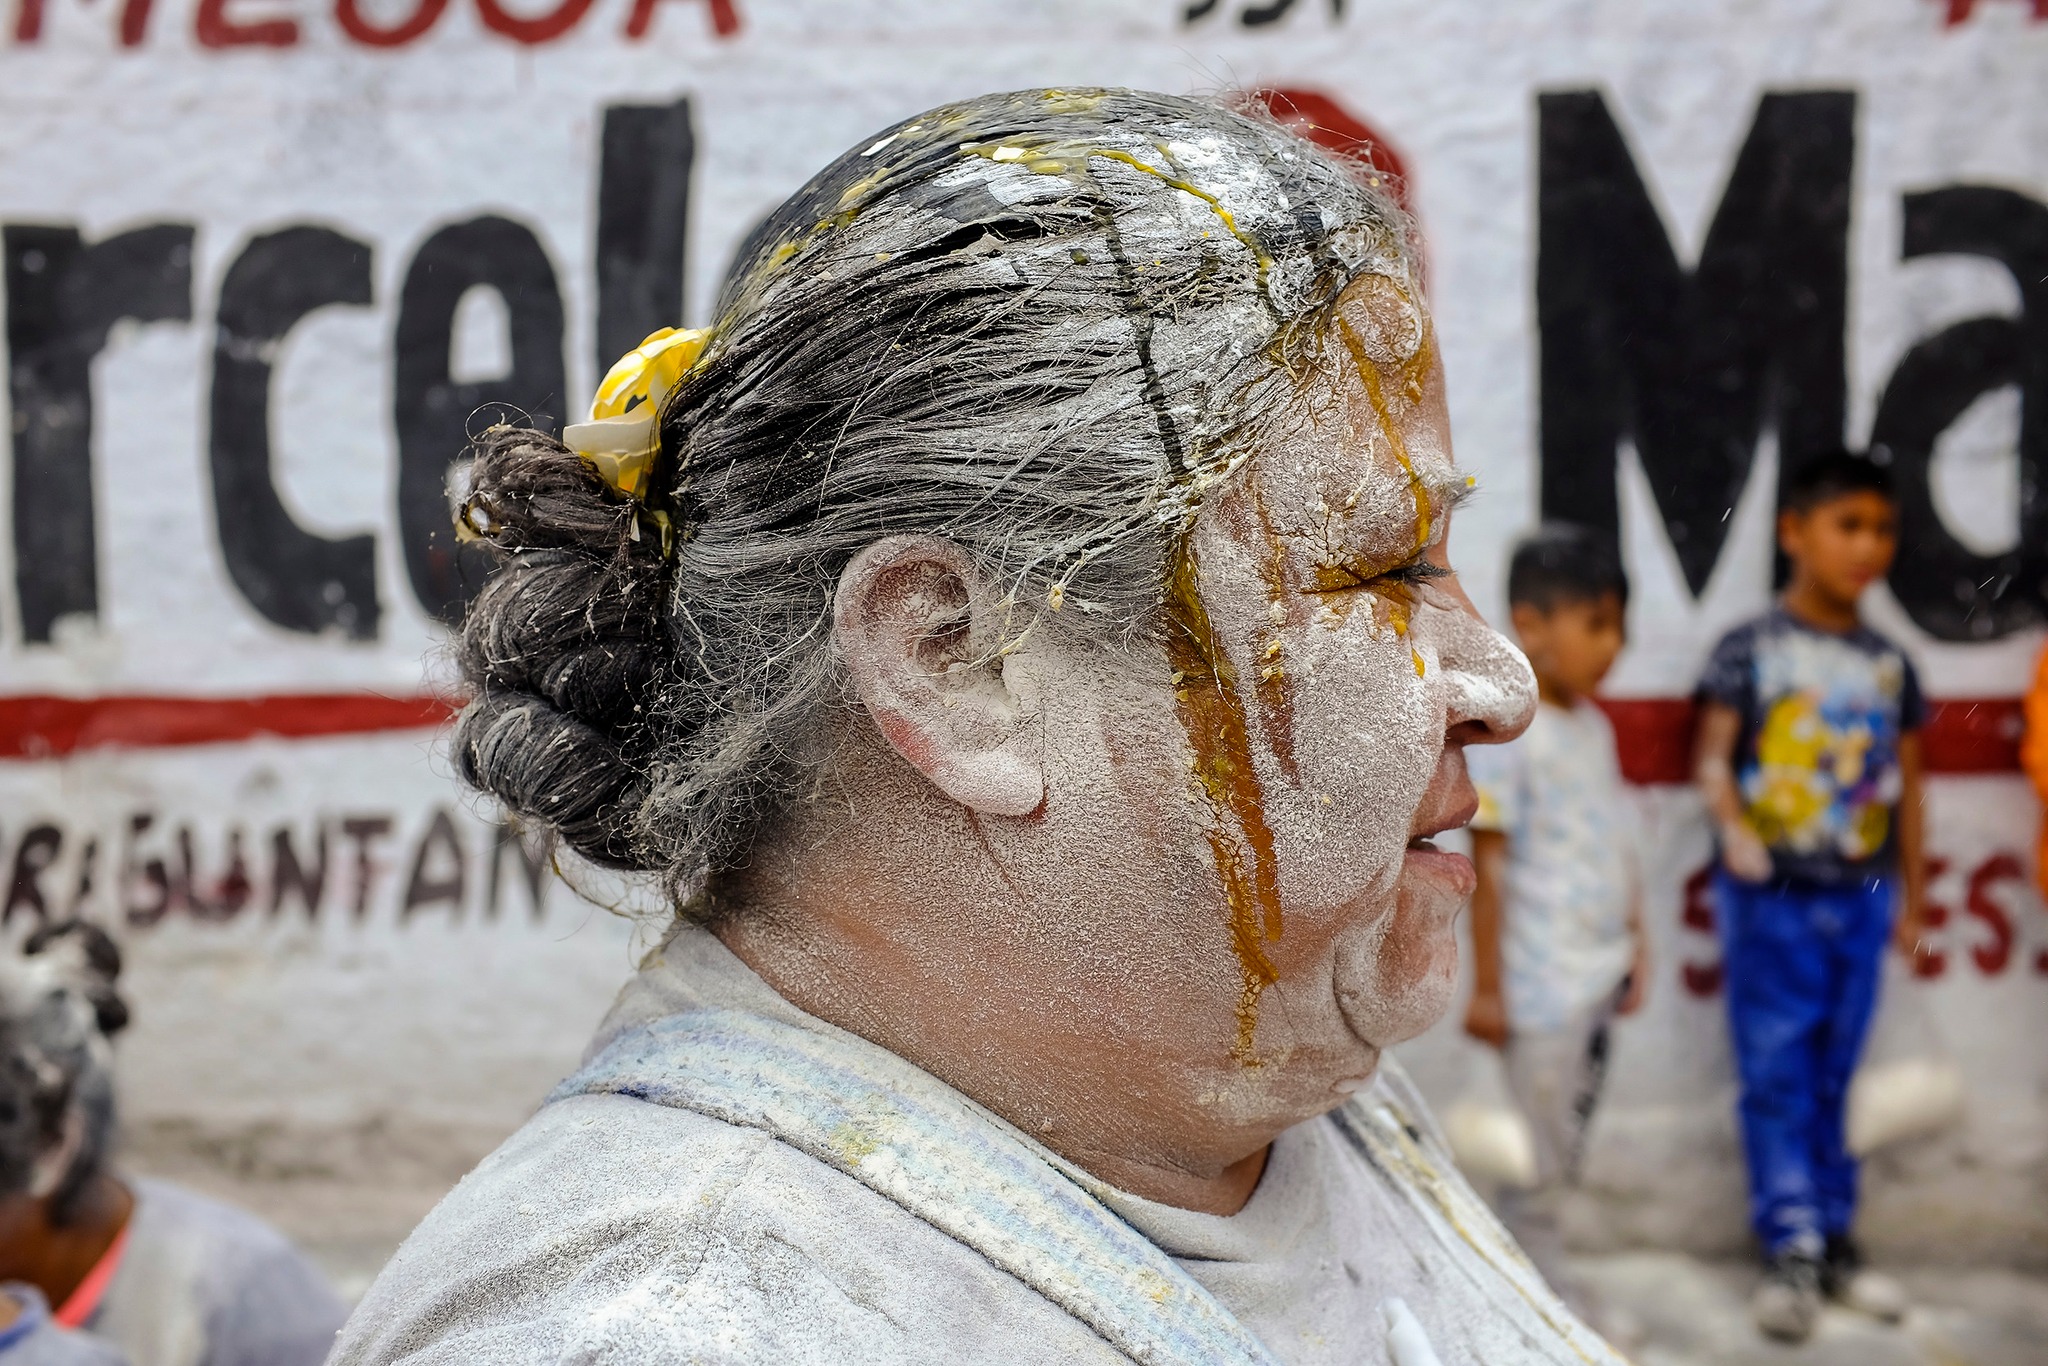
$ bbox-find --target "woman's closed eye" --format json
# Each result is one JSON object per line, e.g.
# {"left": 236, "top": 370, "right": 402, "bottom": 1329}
{"left": 1307, "top": 554, "right": 1450, "bottom": 596}
{"left": 1379, "top": 558, "right": 1451, "bottom": 588}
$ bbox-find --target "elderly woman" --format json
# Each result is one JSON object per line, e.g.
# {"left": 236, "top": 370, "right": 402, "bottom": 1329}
{"left": 335, "top": 89, "right": 1617, "bottom": 1365}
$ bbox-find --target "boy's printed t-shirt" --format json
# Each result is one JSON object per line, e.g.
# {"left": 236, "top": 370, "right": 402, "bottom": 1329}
{"left": 1467, "top": 699, "right": 1636, "bottom": 1034}
{"left": 1698, "top": 606, "right": 1924, "bottom": 886}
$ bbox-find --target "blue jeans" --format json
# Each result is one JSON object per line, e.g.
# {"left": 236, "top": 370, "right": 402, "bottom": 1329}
{"left": 1715, "top": 872, "right": 1893, "bottom": 1257}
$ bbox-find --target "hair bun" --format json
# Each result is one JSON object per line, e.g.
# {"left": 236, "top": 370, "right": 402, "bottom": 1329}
{"left": 453, "top": 694, "right": 650, "bottom": 869}
{"left": 450, "top": 425, "right": 674, "bottom": 871}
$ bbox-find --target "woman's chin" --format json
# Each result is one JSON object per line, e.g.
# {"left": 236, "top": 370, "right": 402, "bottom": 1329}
{"left": 1331, "top": 937, "right": 1460, "bottom": 1051}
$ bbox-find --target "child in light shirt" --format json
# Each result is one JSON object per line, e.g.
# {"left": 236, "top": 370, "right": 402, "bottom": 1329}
{"left": 1465, "top": 525, "right": 1647, "bottom": 1316}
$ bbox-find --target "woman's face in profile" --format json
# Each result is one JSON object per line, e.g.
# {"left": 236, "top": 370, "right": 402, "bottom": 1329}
{"left": 1094, "top": 270, "right": 1535, "bottom": 1103}
{"left": 794, "top": 266, "right": 1535, "bottom": 1141}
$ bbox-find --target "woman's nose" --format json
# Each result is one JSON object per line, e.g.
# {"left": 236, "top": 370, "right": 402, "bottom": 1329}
{"left": 1430, "top": 598, "right": 1537, "bottom": 748}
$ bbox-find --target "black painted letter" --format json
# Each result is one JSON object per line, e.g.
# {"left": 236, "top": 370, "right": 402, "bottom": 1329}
{"left": 597, "top": 98, "right": 695, "bottom": 373}
{"left": 394, "top": 217, "right": 566, "bottom": 622}
{"left": 210, "top": 227, "right": 380, "bottom": 637}
{"left": 1536, "top": 91, "right": 1853, "bottom": 592}
{"left": 5, "top": 224, "right": 192, "bottom": 642}
{"left": 1872, "top": 187, "right": 2048, "bottom": 639}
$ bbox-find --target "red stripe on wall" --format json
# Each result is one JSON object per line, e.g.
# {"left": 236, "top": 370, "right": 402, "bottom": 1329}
{"left": 0, "top": 692, "right": 2026, "bottom": 776}
{"left": 1919, "top": 698, "right": 2029, "bottom": 775}
{"left": 0, "top": 693, "right": 458, "bottom": 760}
{"left": 1595, "top": 696, "right": 2026, "bottom": 785}
{"left": 1594, "top": 698, "right": 1699, "bottom": 787}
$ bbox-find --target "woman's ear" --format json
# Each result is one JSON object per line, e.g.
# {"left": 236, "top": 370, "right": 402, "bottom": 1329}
{"left": 834, "top": 536, "right": 1045, "bottom": 817}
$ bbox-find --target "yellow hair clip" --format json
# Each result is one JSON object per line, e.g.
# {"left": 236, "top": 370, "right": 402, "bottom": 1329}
{"left": 562, "top": 326, "right": 711, "bottom": 500}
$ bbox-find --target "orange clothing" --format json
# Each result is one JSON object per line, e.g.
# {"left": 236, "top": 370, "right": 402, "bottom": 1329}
{"left": 2025, "top": 644, "right": 2048, "bottom": 898}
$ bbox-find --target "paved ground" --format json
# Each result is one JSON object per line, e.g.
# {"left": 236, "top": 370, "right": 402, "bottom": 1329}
{"left": 1576, "top": 1254, "right": 2048, "bottom": 1366}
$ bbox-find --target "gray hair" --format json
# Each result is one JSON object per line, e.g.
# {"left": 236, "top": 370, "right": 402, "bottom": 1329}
{"left": 452, "top": 88, "right": 1415, "bottom": 910}
{"left": 0, "top": 923, "right": 126, "bottom": 1222}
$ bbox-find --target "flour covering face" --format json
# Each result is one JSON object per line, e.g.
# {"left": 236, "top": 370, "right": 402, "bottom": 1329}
{"left": 1085, "top": 269, "right": 1538, "bottom": 1121}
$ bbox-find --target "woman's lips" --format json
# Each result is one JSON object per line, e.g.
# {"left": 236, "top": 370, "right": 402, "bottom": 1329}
{"left": 1402, "top": 838, "right": 1477, "bottom": 897}
{"left": 1401, "top": 751, "right": 1479, "bottom": 896}
{"left": 1406, "top": 765, "right": 1478, "bottom": 848}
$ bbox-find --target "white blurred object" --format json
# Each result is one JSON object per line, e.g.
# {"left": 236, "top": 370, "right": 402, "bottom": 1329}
{"left": 1442, "top": 1051, "right": 1539, "bottom": 1189}
{"left": 1381, "top": 1296, "right": 1445, "bottom": 1366}
{"left": 1846, "top": 959, "right": 1964, "bottom": 1156}
{"left": 1847, "top": 1057, "right": 1964, "bottom": 1155}
{"left": 1833, "top": 1264, "right": 1911, "bottom": 1323}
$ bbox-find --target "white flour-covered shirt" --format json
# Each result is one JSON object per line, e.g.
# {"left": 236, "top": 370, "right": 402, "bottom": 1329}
{"left": 89, "top": 1178, "right": 346, "bottom": 1366}
{"left": 1467, "top": 699, "right": 1637, "bottom": 1034}
{"left": 330, "top": 927, "right": 1622, "bottom": 1365}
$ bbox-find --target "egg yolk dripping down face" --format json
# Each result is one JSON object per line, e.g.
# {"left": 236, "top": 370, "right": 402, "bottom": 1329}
{"left": 1169, "top": 270, "right": 1535, "bottom": 1081}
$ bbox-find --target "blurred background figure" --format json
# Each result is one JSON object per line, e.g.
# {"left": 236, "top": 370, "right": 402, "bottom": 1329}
{"left": 1694, "top": 453, "right": 1922, "bottom": 1343}
{"left": 0, "top": 924, "right": 344, "bottom": 1366}
{"left": 1464, "top": 524, "right": 1646, "bottom": 1339}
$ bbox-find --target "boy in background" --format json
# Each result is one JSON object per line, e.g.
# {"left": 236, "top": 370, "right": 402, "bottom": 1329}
{"left": 1465, "top": 525, "right": 1648, "bottom": 1315}
{"left": 1694, "top": 451, "right": 1925, "bottom": 1343}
